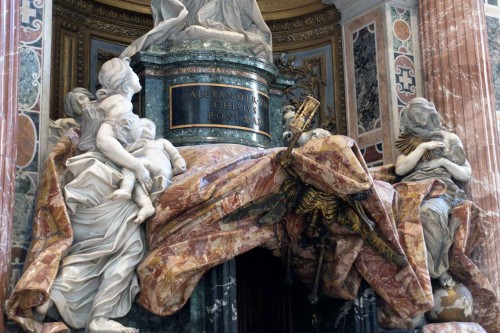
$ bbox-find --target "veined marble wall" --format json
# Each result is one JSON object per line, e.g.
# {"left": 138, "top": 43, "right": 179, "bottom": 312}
{"left": 485, "top": 0, "right": 500, "bottom": 132}
{"left": 8, "top": 1, "right": 51, "bottom": 331}
{"left": 342, "top": 1, "right": 421, "bottom": 166}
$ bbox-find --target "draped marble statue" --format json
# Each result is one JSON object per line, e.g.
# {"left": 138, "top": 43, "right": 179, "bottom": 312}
{"left": 120, "top": 0, "right": 273, "bottom": 62}
{"left": 394, "top": 97, "right": 471, "bottom": 288}
{"left": 19, "top": 58, "right": 185, "bottom": 333}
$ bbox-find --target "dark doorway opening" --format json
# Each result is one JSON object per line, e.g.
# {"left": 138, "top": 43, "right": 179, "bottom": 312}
{"left": 236, "top": 247, "right": 355, "bottom": 333}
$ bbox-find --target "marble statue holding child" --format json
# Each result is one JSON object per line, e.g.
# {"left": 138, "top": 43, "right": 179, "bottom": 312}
{"left": 34, "top": 57, "right": 186, "bottom": 333}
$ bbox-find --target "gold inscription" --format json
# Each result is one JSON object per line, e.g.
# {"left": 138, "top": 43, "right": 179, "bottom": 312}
{"left": 187, "top": 85, "right": 268, "bottom": 127}
{"left": 170, "top": 83, "right": 270, "bottom": 137}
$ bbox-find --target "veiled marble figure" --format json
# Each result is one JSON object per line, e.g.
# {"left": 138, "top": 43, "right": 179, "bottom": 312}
{"left": 120, "top": 0, "right": 273, "bottom": 62}
{"left": 394, "top": 97, "right": 472, "bottom": 288}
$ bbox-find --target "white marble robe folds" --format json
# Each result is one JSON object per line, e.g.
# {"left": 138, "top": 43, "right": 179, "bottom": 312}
{"left": 121, "top": 0, "right": 273, "bottom": 62}
{"left": 50, "top": 152, "right": 146, "bottom": 329}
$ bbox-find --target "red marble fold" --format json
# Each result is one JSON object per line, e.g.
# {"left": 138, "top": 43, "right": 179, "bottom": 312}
{"left": 6, "top": 130, "right": 79, "bottom": 333}
{"left": 421, "top": 322, "right": 487, "bottom": 333}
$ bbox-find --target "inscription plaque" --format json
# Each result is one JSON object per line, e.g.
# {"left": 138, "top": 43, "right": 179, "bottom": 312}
{"left": 169, "top": 83, "right": 270, "bottom": 137}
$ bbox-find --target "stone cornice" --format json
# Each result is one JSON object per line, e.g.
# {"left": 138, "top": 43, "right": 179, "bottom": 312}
{"left": 323, "top": 0, "right": 417, "bottom": 23}
{"left": 55, "top": 0, "right": 153, "bottom": 29}
{"left": 268, "top": 6, "right": 341, "bottom": 49}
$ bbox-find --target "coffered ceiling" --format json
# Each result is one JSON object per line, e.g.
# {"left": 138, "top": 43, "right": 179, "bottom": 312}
{"left": 94, "top": 0, "right": 328, "bottom": 20}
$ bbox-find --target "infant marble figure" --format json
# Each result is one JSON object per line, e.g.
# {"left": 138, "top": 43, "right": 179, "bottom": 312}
{"left": 108, "top": 118, "right": 187, "bottom": 224}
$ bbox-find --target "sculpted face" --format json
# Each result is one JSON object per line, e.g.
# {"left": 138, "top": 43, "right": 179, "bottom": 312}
{"left": 66, "top": 91, "right": 91, "bottom": 117}
{"left": 128, "top": 69, "right": 142, "bottom": 94}
{"left": 141, "top": 119, "right": 156, "bottom": 140}
{"left": 409, "top": 104, "right": 429, "bottom": 127}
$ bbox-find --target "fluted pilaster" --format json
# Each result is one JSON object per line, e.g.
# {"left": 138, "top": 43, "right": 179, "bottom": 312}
{"left": 419, "top": 0, "right": 500, "bottom": 296}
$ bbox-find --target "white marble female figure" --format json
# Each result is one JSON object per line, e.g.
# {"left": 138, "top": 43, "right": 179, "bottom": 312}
{"left": 394, "top": 97, "right": 472, "bottom": 288}
{"left": 36, "top": 58, "right": 155, "bottom": 333}
{"left": 121, "top": 0, "right": 272, "bottom": 62}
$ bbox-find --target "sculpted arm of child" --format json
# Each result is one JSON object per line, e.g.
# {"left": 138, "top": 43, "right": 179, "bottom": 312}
{"left": 160, "top": 139, "right": 187, "bottom": 175}
{"left": 97, "top": 122, "right": 152, "bottom": 192}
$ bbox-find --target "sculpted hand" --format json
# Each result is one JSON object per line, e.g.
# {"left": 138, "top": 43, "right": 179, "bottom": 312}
{"left": 173, "top": 158, "right": 187, "bottom": 175}
{"left": 420, "top": 141, "right": 445, "bottom": 151}
{"left": 135, "top": 164, "right": 152, "bottom": 193}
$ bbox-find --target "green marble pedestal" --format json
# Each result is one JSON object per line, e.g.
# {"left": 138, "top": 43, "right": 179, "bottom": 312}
{"left": 132, "top": 40, "right": 292, "bottom": 148}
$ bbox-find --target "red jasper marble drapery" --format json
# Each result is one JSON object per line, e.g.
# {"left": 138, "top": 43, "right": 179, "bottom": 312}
{"left": 6, "top": 132, "right": 499, "bottom": 332}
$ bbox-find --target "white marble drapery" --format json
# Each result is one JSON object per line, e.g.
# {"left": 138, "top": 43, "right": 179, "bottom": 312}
{"left": 121, "top": 0, "right": 272, "bottom": 62}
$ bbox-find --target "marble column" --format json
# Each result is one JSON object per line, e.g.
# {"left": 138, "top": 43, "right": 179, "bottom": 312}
{"left": 419, "top": 0, "right": 500, "bottom": 294}
{"left": 0, "top": 0, "right": 20, "bottom": 331}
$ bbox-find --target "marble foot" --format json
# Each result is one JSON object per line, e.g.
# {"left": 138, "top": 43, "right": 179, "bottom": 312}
{"left": 134, "top": 204, "right": 155, "bottom": 224}
{"left": 439, "top": 272, "right": 455, "bottom": 288}
{"left": 34, "top": 298, "right": 54, "bottom": 321}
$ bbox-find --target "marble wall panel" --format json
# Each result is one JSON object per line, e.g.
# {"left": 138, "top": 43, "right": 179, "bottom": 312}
{"left": 353, "top": 24, "right": 381, "bottom": 135}
{"left": 360, "top": 142, "right": 384, "bottom": 167}
{"left": 391, "top": 6, "right": 418, "bottom": 109}
{"left": 1, "top": 1, "right": 20, "bottom": 330}
{"left": 339, "top": 1, "right": 421, "bottom": 164}
{"left": 343, "top": 6, "right": 393, "bottom": 165}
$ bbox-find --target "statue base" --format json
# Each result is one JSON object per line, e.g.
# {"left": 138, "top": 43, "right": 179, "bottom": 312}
{"left": 132, "top": 40, "right": 293, "bottom": 148}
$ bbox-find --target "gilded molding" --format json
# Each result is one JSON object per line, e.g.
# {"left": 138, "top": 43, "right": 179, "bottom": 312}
{"left": 51, "top": 0, "right": 153, "bottom": 117}
{"left": 269, "top": 7, "right": 341, "bottom": 48}
{"left": 258, "top": 1, "right": 328, "bottom": 21}
{"left": 269, "top": 6, "right": 346, "bottom": 134}
{"left": 86, "top": 17, "right": 150, "bottom": 39}
{"left": 269, "top": 6, "right": 340, "bottom": 31}
{"left": 92, "top": 0, "right": 329, "bottom": 21}
{"left": 55, "top": 0, "right": 153, "bottom": 28}
{"left": 51, "top": 15, "right": 85, "bottom": 119}
{"left": 94, "top": 0, "right": 151, "bottom": 14}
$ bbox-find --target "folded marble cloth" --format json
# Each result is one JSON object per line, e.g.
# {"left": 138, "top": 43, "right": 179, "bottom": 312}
{"left": 7, "top": 130, "right": 499, "bottom": 333}
{"left": 421, "top": 322, "right": 487, "bottom": 333}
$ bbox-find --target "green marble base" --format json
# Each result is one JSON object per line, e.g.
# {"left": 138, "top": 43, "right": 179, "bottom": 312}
{"left": 132, "top": 40, "right": 292, "bottom": 148}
